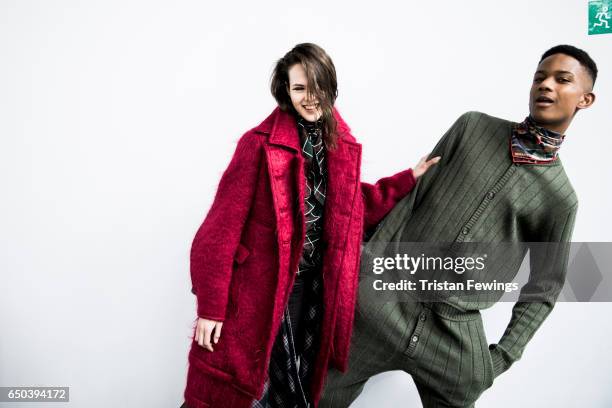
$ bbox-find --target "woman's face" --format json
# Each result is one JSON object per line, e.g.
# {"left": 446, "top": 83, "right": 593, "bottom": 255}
{"left": 288, "top": 63, "right": 322, "bottom": 122}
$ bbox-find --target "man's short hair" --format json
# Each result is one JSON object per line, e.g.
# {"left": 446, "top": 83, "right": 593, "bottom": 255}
{"left": 540, "top": 45, "right": 598, "bottom": 87}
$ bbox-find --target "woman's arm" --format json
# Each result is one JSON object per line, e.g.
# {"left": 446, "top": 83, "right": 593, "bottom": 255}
{"left": 190, "top": 131, "right": 263, "bottom": 322}
{"left": 361, "top": 156, "right": 440, "bottom": 231}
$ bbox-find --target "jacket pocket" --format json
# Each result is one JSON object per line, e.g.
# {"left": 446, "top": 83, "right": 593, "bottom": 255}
{"left": 476, "top": 316, "right": 494, "bottom": 390}
{"left": 229, "top": 243, "right": 250, "bottom": 317}
{"left": 189, "top": 347, "right": 235, "bottom": 383}
{"left": 234, "top": 243, "right": 250, "bottom": 265}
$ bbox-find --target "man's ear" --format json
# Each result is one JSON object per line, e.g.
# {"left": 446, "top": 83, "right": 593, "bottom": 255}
{"left": 577, "top": 92, "right": 596, "bottom": 110}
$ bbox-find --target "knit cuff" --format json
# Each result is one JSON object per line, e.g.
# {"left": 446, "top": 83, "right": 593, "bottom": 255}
{"left": 196, "top": 295, "right": 227, "bottom": 322}
{"left": 489, "top": 344, "right": 512, "bottom": 378}
{"left": 398, "top": 168, "right": 417, "bottom": 194}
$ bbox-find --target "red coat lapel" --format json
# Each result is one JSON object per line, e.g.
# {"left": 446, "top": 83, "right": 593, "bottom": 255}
{"left": 253, "top": 107, "right": 362, "bottom": 257}
{"left": 258, "top": 108, "right": 304, "bottom": 250}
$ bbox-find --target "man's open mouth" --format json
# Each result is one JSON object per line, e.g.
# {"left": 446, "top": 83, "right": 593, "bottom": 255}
{"left": 535, "top": 96, "right": 554, "bottom": 104}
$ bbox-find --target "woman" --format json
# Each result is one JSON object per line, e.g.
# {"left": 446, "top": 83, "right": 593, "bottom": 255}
{"left": 182, "top": 43, "right": 439, "bottom": 408}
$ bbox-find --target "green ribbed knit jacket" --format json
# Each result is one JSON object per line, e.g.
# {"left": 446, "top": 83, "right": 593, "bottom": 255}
{"left": 366, "top": 111, "right": 578, "bottom": 378}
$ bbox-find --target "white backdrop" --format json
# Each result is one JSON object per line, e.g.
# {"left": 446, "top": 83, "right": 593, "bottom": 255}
{"left": 1, "top": 1, "right": 611, "bottom": 407}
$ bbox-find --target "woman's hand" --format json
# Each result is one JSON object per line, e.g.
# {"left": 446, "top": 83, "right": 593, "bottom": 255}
{"left": 413, "top": 155, "right": 441, "bottom": 179}
{"left": 194, "top": 318, "right": 223, "bottom": 352}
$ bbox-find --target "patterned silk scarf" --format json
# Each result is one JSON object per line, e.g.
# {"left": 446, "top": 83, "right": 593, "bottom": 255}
{"left": 296, "top": 117, "right": 326, "bottom": 274}
{"left": 510, "top": 116, "right": 565, "bottom": 164}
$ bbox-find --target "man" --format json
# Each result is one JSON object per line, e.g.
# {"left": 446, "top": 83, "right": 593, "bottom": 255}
{"left": 320, "top": 45, "right": 597, "bottom": 408}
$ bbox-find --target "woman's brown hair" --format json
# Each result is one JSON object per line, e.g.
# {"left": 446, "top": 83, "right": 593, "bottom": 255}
{"left": 271, "top": 43, "right": 339, "bottom": 149}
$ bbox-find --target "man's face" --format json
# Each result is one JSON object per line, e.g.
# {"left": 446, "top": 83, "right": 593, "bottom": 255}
{"left": 529, "top": 53, "right": 595, "bottom": 133}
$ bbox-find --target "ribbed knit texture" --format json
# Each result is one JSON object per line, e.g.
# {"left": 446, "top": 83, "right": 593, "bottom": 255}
{"left": 368, "top": 111, "right": 578, "bottom": 377}
{"left": 322, "top": 301, "right": 494, "bottom": 408}
{"left": 320, "top": 111, "right": 578, "bottom": 408}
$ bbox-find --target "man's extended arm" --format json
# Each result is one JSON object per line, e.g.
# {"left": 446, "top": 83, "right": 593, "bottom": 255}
{"left": 489, "top": 203, "right": 578, "bottom": 378}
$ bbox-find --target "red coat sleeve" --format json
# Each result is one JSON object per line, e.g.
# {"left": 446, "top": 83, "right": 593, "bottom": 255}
{"left": 190, "top": 131, "right": 262, "bottom": 321}
{"left": 361, "top": 168, "right": 416, "bottom": 231}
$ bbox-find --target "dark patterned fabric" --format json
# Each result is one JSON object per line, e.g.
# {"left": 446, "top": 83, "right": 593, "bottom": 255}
{"left": 510, "top": 116, "right": 565, "bottom": 164}
{"left": 296, "top": 117, "right": 326, "bottom": 275}
{"left": 251, "top": 116, "right": 326, "bottom": 408}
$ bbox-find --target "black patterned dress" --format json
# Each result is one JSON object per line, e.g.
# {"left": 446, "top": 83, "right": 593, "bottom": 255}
{"left": 251, "top": 116, "right": 327, "bottom": 408}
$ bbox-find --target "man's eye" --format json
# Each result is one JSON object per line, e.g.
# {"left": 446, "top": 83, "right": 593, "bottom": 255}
{"left": 533, "top": 77, "right": 543, "bottom": 82}
{"left": 558, "top": 78, "right": 571, "bottom": 83}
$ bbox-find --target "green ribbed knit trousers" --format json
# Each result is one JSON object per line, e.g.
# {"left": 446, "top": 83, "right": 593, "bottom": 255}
{"left": 320, "top": 301, "right": 494, "bottom": 408}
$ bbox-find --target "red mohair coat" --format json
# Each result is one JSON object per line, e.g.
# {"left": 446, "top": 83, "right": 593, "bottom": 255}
{"left": 184, "top": 107, "right": 416, "bottom": 408}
